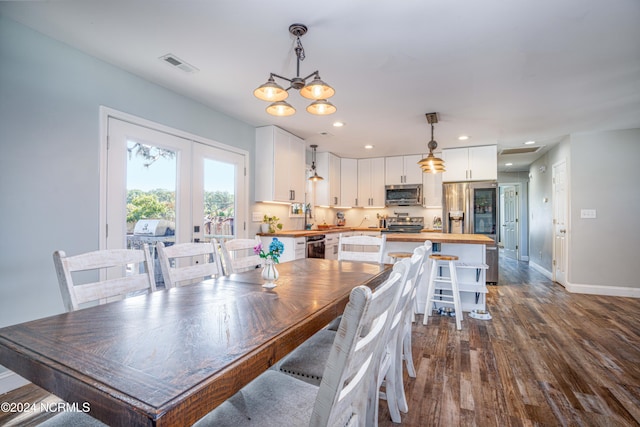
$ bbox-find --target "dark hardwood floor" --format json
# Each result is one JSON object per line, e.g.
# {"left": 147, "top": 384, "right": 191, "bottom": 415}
{"left": 2, "top": 255, "right": 639, "bottom": 426}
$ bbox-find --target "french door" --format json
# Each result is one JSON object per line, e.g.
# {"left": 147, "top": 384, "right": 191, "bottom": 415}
{"left": 102, "top": 114, "right": 247, "bottom": 283}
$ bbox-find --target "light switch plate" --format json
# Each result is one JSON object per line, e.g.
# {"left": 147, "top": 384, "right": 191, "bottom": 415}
{"left": 252, "top": 212, "right": 264, "bottom": 222}
{"left": 580, "top": 209, "right": 597, "bottom": 219}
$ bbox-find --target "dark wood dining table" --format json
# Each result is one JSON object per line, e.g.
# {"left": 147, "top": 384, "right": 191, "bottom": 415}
{"left": 0, "top": 258, "right": 392, "bottom": 426}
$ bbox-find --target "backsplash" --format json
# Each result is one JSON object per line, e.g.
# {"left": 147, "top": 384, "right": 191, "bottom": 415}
{"left": 251, "top": 203, "right": 443, "bottom": 234}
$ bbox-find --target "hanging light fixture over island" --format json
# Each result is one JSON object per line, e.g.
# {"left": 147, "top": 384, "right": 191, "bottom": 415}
{"left": 418, "top": 112, "right": 446, "bottom": 174}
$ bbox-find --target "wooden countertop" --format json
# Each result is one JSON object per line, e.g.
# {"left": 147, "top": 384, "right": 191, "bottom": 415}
{"left": 258, "top": 227, "right": 382, "bottom": 237}
{"left": 259, "top": 229, "right": 494, "bottom": 244}
{"left": 385, "top": 232, "right": 494, "bottom": 244}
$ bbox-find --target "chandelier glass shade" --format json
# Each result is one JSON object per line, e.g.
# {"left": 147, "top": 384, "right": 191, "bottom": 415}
{"left": 418, "top": 113, "right": 446, "bottom": 174}
{"left": 254, "top": 24, "right": 336, "bottom": 117}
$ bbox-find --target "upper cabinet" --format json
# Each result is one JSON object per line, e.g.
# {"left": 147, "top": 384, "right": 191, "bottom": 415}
{"left": 442, "top": 145, "right": 497, "bottom": 182}
{"left": 340, "top": 158, "right": 358, "bottom": 207}
{"left": 358, "top": 157, "right": 386, "bottom": 207}
{"left": 385, "top": 154, "right": 423, "bottom": 185}
{"left": 255, "top": 126, "right": 306, "bottom": 203}
{"left": 315, "top": 152, "right": 341, "bottom": 207}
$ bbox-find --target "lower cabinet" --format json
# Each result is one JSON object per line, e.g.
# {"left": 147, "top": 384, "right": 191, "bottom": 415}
{"left": 325, "top": 233, "right": 339, "bottom": 260}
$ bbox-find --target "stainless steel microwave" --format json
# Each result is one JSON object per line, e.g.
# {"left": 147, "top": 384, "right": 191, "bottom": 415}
{"left": 385, "top": 184, "right": 422, "bottom": 206}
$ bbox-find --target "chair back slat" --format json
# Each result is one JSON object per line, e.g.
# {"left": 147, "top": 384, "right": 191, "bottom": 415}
{"left": 220, "top": 237, "right": 262, "bottom": 274}
{"left": 156, "top": 241, "right": 222, "bottom": 288}
{"left": 53, "top": 245, "right": 156, "bottom": 312}
{"left": 337, "top": 234, "right": 387, "bottom": 264}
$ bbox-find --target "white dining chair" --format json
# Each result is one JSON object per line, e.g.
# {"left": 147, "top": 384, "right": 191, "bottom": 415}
{"left": 53, "top": 245, "right": 156, "bottom": 312}
{"left": 220, "top": 237, "right": 263, "bottom": 274}
{"left": 277, "top": 257, "right": 415, "bottom": 426}
{"left": 192, "top": 261, "right": 406, "bottom": 427}
{"left": 337, "top": 233, "right": 387, "bottom": 263}
{"left": 156, "top": 240, "right": 223, "bottom": 288}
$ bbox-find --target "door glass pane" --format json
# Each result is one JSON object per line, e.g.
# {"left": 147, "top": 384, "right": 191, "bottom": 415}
{"left": 203, "top": 159, "right": 235, "bottom": 241}
{"left": 125, "top": 141, "right": 177, "bottom": 285}
{"left": 473, "top": 188, "right": 497, "bottom": 235}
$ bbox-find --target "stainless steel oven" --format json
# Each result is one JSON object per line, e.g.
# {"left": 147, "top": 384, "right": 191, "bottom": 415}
{"left": 306, "top": 234, "right": 326, "bottom": 259}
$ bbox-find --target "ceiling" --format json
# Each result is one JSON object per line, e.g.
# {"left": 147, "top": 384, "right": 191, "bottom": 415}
{"left": 3, "top": 0, "right": 639, "bottom": 172}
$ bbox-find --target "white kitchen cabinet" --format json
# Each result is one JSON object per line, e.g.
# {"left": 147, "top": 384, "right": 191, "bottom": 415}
{"left": 255, "top": 126, "right": 306, "bottom": 203}
{"left": 442, "top": 145, "right": 497, "bottom": 182}
{"left": 422, "top": 157, "right": 443, "bottom": 207}
{"left": 357, "top": 157, "right": 386, "bottom": 207}
{"left": 259, "top": 236, "right": 306, "bottom": 263}
{"left": 340, "top": 158, "right": 358, "bottom": 207}
{"left": 324, "top": 233, "right": 339, "bottom": 260}
{"left": 385, "top": 154, "right": 423, "bottom": 185}
{"left": 315, "top": 152, "right": 341, "bottom": 207}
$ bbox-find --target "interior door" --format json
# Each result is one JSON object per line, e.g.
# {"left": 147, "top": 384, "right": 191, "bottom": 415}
{"left": 501, "top": 185, "right": 519, "bottom": 260}
{"left": 553, "top": 161, "right": 568, "bottom": 286}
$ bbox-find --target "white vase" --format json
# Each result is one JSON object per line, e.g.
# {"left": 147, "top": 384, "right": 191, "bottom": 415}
{"left": 261, "top": 259, "right": 279, "bottom": 288}
{"left": 261, "top": 223, "right": 270, "bottom": 233}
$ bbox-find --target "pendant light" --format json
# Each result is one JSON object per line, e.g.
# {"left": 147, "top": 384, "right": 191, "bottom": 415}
{"left": 309, "top": 145, "right": 324, "bottom": 181}
{"left": 418, "top": 112, "right": 446, "bottom": 174}
{"left": 254, "top": 24, "right": 336, "bottom": 116}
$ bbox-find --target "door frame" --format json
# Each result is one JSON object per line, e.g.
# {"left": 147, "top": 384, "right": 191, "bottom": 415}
{"left": 552, "top": 160, "right": 569, "bottom": 286}
{"left": 98, "top": 106, "right": 250, "bottom": 250}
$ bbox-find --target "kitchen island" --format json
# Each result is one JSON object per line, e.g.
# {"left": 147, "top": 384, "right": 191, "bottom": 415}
{"left": 384, "top": 232, "right": 494, "bottom": 314}
{"left": 258, "top": 229, "right": 493, "bottom": 314}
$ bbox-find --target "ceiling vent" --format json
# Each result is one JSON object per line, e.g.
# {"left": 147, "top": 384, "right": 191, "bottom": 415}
{"left": 500, "top": 146, "right": 543, "bottom": 155}
{"left": 159, "top": 54, "right": 199, "bottom": 73}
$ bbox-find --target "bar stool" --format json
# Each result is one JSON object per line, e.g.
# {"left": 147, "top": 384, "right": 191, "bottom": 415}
{"left": 423, "top": 254, "right": 463, "bottom": 330}
{"left": 388, "top": 251, "right": 412, "bottom": 263}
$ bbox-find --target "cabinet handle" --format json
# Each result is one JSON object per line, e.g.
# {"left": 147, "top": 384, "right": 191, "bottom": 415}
{"left": 355, "top": 198, "right": 358, "bottom": 206}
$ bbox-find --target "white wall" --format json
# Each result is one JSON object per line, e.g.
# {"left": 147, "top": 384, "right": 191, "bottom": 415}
{"left": 0, "top": 16, "right": 255, "bottom": 332}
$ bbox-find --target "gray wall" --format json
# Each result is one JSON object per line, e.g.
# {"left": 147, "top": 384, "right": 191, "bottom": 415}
{"left": 527, "top": 130, "right": 640, "bottom": 289}
{"left": 528, "top": 137, "right": 571, "bottom": 272}
{"left": 0, "top": 16, "right": 255, "bottom": 333}
{"left": 569, "top": 130, "right": 640, "bottom": 287}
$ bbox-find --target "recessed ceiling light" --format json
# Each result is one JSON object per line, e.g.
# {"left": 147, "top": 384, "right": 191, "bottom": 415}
{"left": 524, "top": 140, "right": 535, "bottom": 145}
{"left": 458, "top": 135, "right": 469, "bottom": 141}
{"left": 333, "top": 121, "right": 345, "bottom": 127}
{"left": 505, "top": 162, "right": 513, "bottom": 166}
{"left": 364, "top": 145, "right": 374, "bottom": 149}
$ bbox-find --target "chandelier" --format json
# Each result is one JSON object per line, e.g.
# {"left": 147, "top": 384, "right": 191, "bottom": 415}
{"left": 418, "top": 113, "right": 446, "bottom": 174}
{"left": 254, "top": 24, "right": 336, "bottom": 117}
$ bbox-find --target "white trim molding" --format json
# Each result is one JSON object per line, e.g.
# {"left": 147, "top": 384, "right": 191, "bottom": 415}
{"left": 528, "top": 261, "right": 552, "bottom": 280}
{"left": 565, "top": 282, "right": 640, "bottom": 298}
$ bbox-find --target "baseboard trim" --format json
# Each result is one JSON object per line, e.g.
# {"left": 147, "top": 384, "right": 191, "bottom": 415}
{"left": 528, "top": 261, "right": 552, "bottom": 279}
{"left": 565, "top": 282, "right": 640, "bottom": 298}
{"left": 0, "top": 370, "right": 29, "bottom": 394}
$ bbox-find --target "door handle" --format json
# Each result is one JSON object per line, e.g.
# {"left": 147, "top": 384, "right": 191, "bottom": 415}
{"left": 560, "top": 229, "right": 566, "bottom": 233}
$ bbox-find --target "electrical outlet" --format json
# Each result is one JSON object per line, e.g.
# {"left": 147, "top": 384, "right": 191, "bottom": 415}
{"left": 252, "top": 212, "right": 264, "bottom": 222}
{"left": 581, "top": 209, "right": 597, "bottom": 219}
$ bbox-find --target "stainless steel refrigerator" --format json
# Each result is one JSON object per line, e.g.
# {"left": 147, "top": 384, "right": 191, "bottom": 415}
{"left": 443, "top": 181, "right": 499, "bottom": 283}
